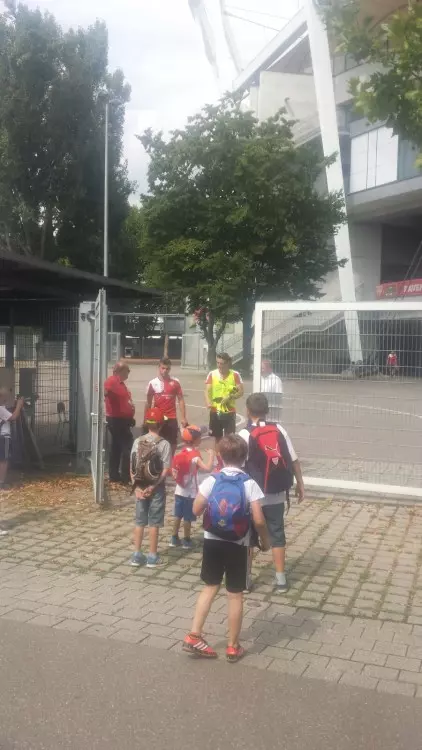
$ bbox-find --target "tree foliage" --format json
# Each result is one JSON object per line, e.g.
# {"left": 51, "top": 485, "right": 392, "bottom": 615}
{"left": 321, "top": 0, "right": 422, "bottom": 157}
{"left": 0, "top": 0, "right": 134, "bottom": 276}
{"left": 137, "top": 95, "right": 345, "bottom": 370}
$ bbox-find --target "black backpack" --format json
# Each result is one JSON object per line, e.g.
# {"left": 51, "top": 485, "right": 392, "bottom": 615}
{"left": 245, "top": 422, "right": 293, "bottom": 495}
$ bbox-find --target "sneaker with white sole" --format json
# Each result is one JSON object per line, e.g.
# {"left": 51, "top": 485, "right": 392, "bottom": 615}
{"left": 146, "top": 554, "right": 164, "bottom": 568}
{"left": 0, "top": 529, "right": 9, "bottom": 537}
{"left": 129, "top": 551, "right": 146, "bottom": 567}
{"left": 169, "top": 536, "right": 181, "bottom": 548}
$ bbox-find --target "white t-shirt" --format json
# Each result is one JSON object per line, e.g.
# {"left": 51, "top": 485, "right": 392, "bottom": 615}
{"left": 238, "top": 422, "right": 297, "bottom": 506}
{"left": 175, "top": 448, "right": 202, "bottom": 498}
{"left": 260, "top": 372, "right": 283, "bottom": 394}
{"left": 198, "top": 467, "right": 263, "bottom": 545}
{"left": 0, "top": 406, "right": 12, "bottom": 437}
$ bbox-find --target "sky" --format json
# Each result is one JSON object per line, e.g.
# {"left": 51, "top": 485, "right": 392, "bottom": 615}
{"left": 2, "top": 0, "right": 301, "bottom": 199}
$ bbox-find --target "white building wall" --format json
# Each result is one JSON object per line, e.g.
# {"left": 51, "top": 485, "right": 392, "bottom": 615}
{"left": 349, "top": 223, "right": 382, "bottom": 300}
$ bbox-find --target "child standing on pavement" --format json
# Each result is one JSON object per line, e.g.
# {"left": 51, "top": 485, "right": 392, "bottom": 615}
{"left": 130, "top": 407, "right": 171, "bottom": 569}
{"left": 183, "top": 434, "right": 270, "bottom": 662}
{"left": 238, "top": 393, "right": 305, "bottom": 594}
{"left": 170, "top": 425, "right": 215, "bottom": 550}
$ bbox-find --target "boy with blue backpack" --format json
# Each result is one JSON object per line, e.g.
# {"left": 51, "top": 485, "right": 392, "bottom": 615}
{"left": 239, "top": 393, "right": 305, "bottom": 594}
{"left": 183, "top": 434, "right": 270, "bottom": 662}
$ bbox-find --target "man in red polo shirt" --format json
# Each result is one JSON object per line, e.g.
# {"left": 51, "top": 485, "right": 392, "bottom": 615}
{"left": 104, "top": 361, "right": 135, "bottom": 483}
{"left": 144, "top": 358, "right": 188, "bottom": 454}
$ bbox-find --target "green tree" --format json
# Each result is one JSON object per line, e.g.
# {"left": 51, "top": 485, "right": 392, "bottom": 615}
{"left": 0, "top": 0, "right": 134, "bottom": 275}
{"left": 321, "top": 1, "right": 422, "bottom": 157}
{"left": 138, "top": 95, "right": 345, "bottom": 372}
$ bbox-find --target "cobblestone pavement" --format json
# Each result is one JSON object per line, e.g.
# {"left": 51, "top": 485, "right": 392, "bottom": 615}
{"left": 2, "top": 480, "right": 422, "bottom": 698}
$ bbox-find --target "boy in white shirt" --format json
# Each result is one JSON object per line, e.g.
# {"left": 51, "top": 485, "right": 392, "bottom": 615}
{"left": 183, "top": 434, "right": 270, "bottom": 662}
{"left": 170, "top": 425, "right": 214, "bottom": 549}
{"left": 239, "top": 393, "right": 305, "bottom": 594}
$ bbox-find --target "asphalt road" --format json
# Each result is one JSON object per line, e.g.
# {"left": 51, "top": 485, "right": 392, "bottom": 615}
{"left": 0, "top": 619, "right": 421, "bottom": 750}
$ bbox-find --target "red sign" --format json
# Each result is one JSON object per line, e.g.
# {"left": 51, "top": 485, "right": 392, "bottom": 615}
{"left": 376, "top": 279, "right": 422, "bottom": 299}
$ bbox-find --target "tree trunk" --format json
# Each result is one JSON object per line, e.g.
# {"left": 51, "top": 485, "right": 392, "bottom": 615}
{"left": 207, "top": 340, "right": 217, "bottom": 370}
{"left": 163, "top": 334, "right": 169, "bottom": 358}
{"left": 241, "top": 301, "right": 254, "bottom": 378}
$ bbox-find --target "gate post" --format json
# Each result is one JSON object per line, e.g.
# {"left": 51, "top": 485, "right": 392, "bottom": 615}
{"left": 76, "top": 302, "right": 94, "bottom": 470}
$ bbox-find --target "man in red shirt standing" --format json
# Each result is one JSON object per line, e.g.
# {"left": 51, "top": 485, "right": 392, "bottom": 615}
{"left": 104, "top": 361, "right": 135, "bottom": 483}
{"left": 144, "top": 358, "right": 188, "bottom": 454}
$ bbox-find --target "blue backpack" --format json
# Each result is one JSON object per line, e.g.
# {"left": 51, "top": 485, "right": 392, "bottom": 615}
{"left": 203, "top": 471, "right": 250, "bottom": 542}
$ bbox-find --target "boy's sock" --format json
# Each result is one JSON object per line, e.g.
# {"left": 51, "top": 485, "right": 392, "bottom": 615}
{"left": 276, "top": 572, "right": 286, "bottom": 585}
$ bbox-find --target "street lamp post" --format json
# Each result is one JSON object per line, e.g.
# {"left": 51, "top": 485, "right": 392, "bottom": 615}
{"left": 103, "top": 100, "right": 109, "bottom": 278}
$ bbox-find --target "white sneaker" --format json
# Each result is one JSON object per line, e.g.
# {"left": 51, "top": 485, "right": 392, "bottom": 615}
{"left": 0, "top": 529, "right": 9, "bottom": 537}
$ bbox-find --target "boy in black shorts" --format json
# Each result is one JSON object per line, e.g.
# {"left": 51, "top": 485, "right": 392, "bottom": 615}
{"left": 183, "top": 434, "right": 270, "bottom": 662}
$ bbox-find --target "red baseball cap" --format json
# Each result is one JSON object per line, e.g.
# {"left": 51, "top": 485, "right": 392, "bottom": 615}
{"left": 145, "top": 407, "right": 164, "bottom": 424}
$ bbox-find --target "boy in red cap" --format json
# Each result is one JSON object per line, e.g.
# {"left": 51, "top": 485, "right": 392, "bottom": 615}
{"left": 129, "top": 407, "right": 171, "bottom": 568}
{"left": 170, "top": 425, "right": 214, "bottom": 549}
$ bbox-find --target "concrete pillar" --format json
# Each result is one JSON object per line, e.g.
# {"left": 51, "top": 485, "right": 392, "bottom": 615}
{"left": 304, "top": 0, "right": 363, "bottom": 362}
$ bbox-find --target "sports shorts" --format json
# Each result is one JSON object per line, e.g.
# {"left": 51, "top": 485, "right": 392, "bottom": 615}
{"left": 208, "top": 412, "right": 236, "bottom": 440}
{"left": 201, "top": 539, "right": 247, "bottom": 593}
{"left": 262, "top": 503, "right": 286, "bottom": 548}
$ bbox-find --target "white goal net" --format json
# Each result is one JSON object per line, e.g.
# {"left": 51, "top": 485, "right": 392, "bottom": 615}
{"left": 253, "top": 301, "right": 422, "bottom": 498}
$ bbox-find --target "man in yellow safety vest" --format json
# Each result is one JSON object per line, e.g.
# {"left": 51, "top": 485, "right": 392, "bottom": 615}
{"left": 205, "top": 352, "right": 244, "bottom": 442}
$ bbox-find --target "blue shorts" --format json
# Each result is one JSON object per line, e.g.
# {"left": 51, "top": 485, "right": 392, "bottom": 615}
{"left": 174, "top": 494, "right": 196, "bottom": 522}
{"left": 135, "top": 486, "right": 166, "bottom": 527}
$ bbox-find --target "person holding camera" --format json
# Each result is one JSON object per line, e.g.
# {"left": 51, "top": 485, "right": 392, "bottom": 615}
{"left": 104, "top": 361, "right": 135, "bottom": 484}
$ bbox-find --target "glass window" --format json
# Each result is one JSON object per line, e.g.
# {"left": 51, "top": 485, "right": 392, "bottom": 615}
{"left": 349, "top": 126, "right": 398, "bottom": 193}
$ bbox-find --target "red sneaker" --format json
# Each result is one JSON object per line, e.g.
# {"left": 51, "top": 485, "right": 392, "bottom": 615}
{"left": 226, "top": 645, "right": 245, "bottom": 663}
{"left": 183, "top": 633, "right": 218, "bottom": 658}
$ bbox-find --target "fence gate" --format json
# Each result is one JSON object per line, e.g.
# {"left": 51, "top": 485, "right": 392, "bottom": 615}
{"left": 253, "top": 301, "right": 422, "bottom": 499}
{"left": 91, "top": 290, "right": 107, "bottom": 503}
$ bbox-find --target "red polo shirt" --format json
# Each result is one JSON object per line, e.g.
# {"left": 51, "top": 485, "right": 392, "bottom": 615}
{"left": 104, "top": 375, "right": 134, "bottom": 419}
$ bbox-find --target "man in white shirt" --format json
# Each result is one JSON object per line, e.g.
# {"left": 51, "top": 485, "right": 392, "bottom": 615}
{"left": 260, "top": 359, "right": 283, "bottom": 422}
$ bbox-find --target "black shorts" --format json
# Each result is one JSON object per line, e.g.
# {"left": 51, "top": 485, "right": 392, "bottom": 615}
{"left": 0, "top": 436, "right": 11, "bottom": 462}
{"left": 209, "top": 412, "right": 236, "bottom": 440}
{"left": 201, "top": 539, "right": 247, "bottom": 593}
{"left": 160, "top": 418, "right": 179, "bottom": 449}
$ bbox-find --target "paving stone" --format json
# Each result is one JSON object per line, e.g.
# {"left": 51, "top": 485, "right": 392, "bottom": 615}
{"left": 339, "top": 672, "right": 378, "bottom": 690}
{"left": 261, "top": 646, "right": 295, "bottom": 660}
{"left": 373, "top": 640, "right": 407, "bottom": 657}
{"left": 109, "top": 629, "right": 148, "bottom": 644}
{"left": 398, "top": 671, "right": 422, "bottom": 687}
{"left": 352, "top": 648, "right": 387, "bottom": 666}
{"left": 318, "top": 643, "right": 354, "bottom": 659}
{"left": 53, "top": 619, "right": 89, "bottom": 633}
{"left": 304, "top": 664, "right": 342, "bottom": 683}
{"left": 377, "top": 680, "right": 416, "bottom": 697}
{"left": 82, "top": 624, "right": 117, "bottom": 639}
{"left": 363, "top": 664, "right": 399, "bottom": 681}
{"left": 30, "top": 614, "right": 65, "bottom": 627}
{"left": 1, "top": 609, "right": 36, "bottom": 623}
{"left": 328, "top": 658, "right": 363, "bottom": 674}
{"left": 142, "top": 635, "right": 177, "bottom": 650}
{"left": 385, "top": 655, "right": 421, "bottom": 672}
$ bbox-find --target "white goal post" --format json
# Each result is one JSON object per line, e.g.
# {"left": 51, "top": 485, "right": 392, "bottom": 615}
{"left": 253, "top": 300, "right": 422, "bottom": 499}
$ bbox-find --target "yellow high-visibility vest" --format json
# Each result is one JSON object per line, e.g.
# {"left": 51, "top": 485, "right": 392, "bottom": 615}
{"left": 210, "top": 370, "right": 238, "bottom": 413}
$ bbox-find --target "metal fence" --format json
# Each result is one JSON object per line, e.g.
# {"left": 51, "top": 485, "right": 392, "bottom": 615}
{"left": 0, "top": 310, "right": 78, "bottom": 459}
{"left": 181, "top": 333, "right": 208, "bottom": 369}
{"left": 253, "top": 301, "right": 422, "bottom": 498}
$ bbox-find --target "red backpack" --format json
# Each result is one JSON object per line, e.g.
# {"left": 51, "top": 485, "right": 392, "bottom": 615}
{"left": 246, "top": 422, "right": 293, "bottom": 495}
{"left": 171, "top": 447, "right": 201, "bottom": 489}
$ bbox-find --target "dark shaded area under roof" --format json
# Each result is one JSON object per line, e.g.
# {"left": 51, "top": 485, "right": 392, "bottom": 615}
{"left": 0, "top": 250, "right": 161, "bottom": 326}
